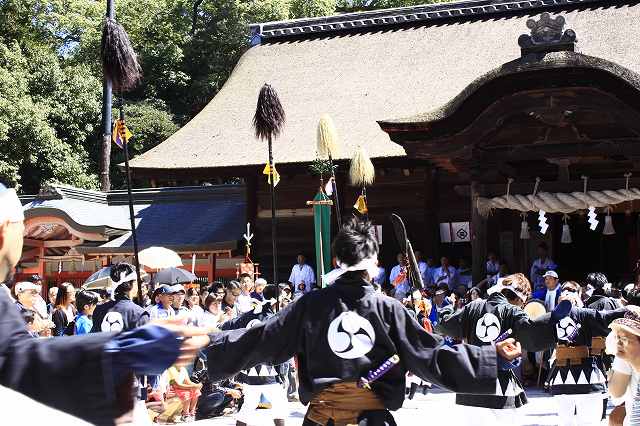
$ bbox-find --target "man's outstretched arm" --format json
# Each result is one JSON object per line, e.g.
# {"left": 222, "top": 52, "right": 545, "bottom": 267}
{"left": 206, "top": 300, "right": 303, "bottom": 382}
{"left": 393, "top": 304, "right": 519, "bottom": 395}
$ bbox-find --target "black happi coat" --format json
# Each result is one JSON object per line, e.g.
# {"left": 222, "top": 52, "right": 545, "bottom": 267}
{"left": 220, "top": 305, "right": 281, "bottom": 386}
{"left": 435, "top": 292, "right": 558, "bottom": 409}
{"left": 0, "top": 289, "right": 121, "bottom": 425}
{"left": 91, "top": 296, "right": 149, "bottom": 333}
{"left": 549, "top": 307, "right": 626, "bottom": 395}
{"left": 207, "top": 276, "right": 497, "bottom": 411}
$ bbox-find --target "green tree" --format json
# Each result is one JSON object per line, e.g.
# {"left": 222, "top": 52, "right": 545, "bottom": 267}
{"left": 0, "top": 42, "right": 99, "bottom": 191}
{"left": 290, "top": 0, "right": 337, "bottom": 18}
{"left": 109, "top": 99, "right": 179, "bottom": 189}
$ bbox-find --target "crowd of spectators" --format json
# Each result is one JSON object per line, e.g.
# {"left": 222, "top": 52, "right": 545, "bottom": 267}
{"left": 6, "top": 250, "right": 640, "bottom": 424}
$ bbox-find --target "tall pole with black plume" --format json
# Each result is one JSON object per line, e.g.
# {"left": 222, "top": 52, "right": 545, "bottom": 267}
{"left": 253, "top": 84, "right": 285, "bottom": 310}
{"left": 100, "top": 0, "right": 114, "bottom": 192}
{"left": 100, "top": 2, "right": 144, "bottom": 305}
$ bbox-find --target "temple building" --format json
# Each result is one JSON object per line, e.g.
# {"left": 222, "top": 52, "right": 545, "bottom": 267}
{"left": 127, "top": 0, "right": 640, "bottom": 284}
{"left": 17, "top": 184, "right": 245, "bottom": 287}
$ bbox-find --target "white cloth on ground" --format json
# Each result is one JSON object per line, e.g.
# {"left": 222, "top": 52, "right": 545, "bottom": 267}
{"left": 457, "top": 405, "right": 522, "bottom": 426}
{"left": 553, "top": 393, "right": 604, "bottom": 426}
{"left": 236, "top": 383, "right": 289, "bottom": 423}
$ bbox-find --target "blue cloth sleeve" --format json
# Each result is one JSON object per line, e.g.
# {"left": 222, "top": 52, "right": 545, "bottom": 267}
{"left": 104, "top": 324, "right": 182, "bottom": 385}
{"left": 498, "top": 356, "right": 521, "bottom": 371}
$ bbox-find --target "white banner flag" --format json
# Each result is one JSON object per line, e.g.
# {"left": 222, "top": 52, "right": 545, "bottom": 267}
{"left": 451, "top": 222, "right": 471, "bottom": 242}
{"left": 439, "top": 223, "right": 452, "bottom": 243}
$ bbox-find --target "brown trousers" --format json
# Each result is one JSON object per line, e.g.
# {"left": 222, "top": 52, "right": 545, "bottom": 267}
{"left": 306, "top": 382, "right": 386, "bottom": 426}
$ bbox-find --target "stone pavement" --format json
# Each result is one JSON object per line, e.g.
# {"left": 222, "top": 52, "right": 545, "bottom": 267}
{"left": 194, "top": 388, "right": 611, "bottom": 425}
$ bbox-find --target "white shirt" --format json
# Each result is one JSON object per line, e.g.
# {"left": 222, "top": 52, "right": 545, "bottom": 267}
{"left": 236, "top": 293, "right": 254, "bottom": 313}
{"left": 187, "top": 305, "right": 204, "bottom": 326}
{"left": 289, "top": 264, "right": 316, "bottom": 295}
{"left": 545, "top": 287, "right": 559, "bottom": 311}
{"left": 147, "top": 304, "right": 175, "bottom": 319}
{"left": 201, "top": 310, "right": 222, "bottom": 328}
{"left": 433, "top": 266, "right": 458, "bottom": 290}
{"left": 612, "top": 357, "right": 639, "bottom": 426}
{"left": 373, "top": 267, "right": 386, "bottom": 286}
{"left": 417, "top": 262, "right": 428, "bottom": 284}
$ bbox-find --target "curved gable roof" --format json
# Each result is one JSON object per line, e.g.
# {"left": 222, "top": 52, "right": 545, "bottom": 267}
{"left": 129, "top": 0, "right": 640, "bottom": 171}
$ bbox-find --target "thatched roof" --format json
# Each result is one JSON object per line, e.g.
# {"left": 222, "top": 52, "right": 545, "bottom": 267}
{"left": 129, "top": 0, "right": 640, "bottom": 171}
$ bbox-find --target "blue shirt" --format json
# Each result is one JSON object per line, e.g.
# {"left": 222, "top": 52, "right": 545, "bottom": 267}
{"left": 74, "top": 314, "right": 93, "bottom": 335}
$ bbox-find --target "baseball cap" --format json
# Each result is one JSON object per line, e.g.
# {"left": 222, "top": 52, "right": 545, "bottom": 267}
{"left": 543, "top": 270, "right": 559, "bottom": 279}
{"left": 155, "top": 284, "right": 172, "bottom": 295}
{"left": 169, "top": 284, "right": 185, "bottom": 294}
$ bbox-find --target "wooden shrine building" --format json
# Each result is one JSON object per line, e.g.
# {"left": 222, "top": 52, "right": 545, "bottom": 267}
{"left": 128, "top": 0, "right": 640, "bottom": 285}
{"left": 17, "top": 184, "right": 245, "bottom": 288}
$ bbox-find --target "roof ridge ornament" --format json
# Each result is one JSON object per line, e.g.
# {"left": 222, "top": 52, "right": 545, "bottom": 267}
{"left": 37, "top": 184, "right": 64, "bottom": 200}
{"left": 518, "top": 12, "right": 577, "bottom": 56}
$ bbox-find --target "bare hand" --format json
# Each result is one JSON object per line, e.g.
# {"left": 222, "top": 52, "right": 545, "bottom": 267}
{"left": 150, "top": 318, "right": 211, "bottom": 367}
{"left": 496, "top": 338, "right": 521, "bottom": 361}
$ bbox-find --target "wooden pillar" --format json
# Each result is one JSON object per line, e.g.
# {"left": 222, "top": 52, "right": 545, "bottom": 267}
{"left": 207, "top": 254, "right": 217, "bottom": 283}
{"left": 471, "top": 180, "right": 487, "bottom": 283}
{"left": 37, "top": 247, "right": 45, "bottom": 284}
{"left": 423, "top": 168, "right": 439, "bottom": 258}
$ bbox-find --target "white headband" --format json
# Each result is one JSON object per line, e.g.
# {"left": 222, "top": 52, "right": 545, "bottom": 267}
{"left": 322, "top": 255, "right": 379, "bottom": 286}
{"left": 0, "top": 188, "right": 24, "bottom": 223}
{"left": 109, "top": 270, "right": 140, "bottom": 298}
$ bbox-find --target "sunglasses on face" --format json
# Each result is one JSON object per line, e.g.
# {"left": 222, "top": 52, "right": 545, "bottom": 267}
{"left": 562, "top": 287, "right": 578, "bottom": 293}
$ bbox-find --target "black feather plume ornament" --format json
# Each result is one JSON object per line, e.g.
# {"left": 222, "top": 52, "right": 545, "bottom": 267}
{"left": 253, "top": 84, "right": 286, "bottom": 141}
{"left": 101, "top": 17, "right": 142, "bottom": 92}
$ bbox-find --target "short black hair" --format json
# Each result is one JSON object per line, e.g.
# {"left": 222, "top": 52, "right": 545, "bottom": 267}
{"left": 28, "top": 274, "right": 41, "bottom": 283}
{"left": 208, "top": 281, "right": 225, "bottom": 294}
{"left": 238, "top": 273, "right": 251, "bottom": 280}
{"left": 225, "top": 281, "right": 240, "bottom": 291}
{"left": 584, "top": 272, "right": 608, "bottom": 294}
{"left": 110, "top": 262, "right": 136, "bottom": 297}
{"left": 262, "top": 284, "right": 277, "bottom": 300}
{"left": 332, "top": 217, "right": 378, "bottom": 266}
{"left": 538, "top": 242, "right": 548, "bottom": 251}
{"left": 76, "top": 290, "right": 99, "bottom": 312}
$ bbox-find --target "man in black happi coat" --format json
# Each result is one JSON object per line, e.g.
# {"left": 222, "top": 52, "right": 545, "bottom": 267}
{"left": 206, "top": 217, "right": 522, "bottom": 425}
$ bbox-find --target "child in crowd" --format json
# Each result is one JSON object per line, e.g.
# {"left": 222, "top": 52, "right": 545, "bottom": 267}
{"left": 74, "top": 290, "right": 99, "bottom": 335}
{"left": 167, "top": 364, "right": 202, "bottom": 422}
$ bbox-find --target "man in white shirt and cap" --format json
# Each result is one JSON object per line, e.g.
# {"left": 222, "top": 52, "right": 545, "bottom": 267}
{"left": 532, "top": 270, "right": 561, "bottom": 312}
{"left": 288, "top": 254, "right": 315, "bottom": 297}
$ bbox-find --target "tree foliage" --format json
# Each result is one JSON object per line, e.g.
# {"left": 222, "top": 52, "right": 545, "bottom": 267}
{"left": 0, "top": 0, "right": 449, "bottom": 192}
